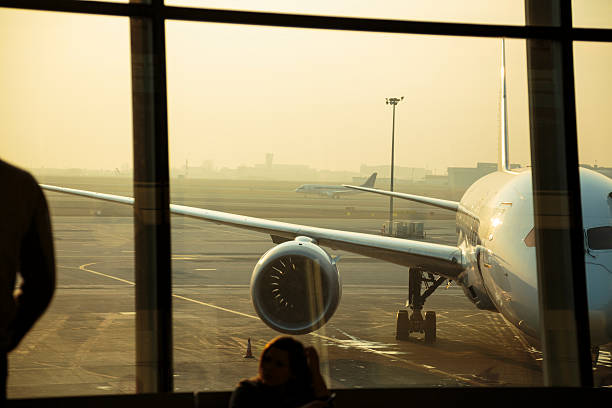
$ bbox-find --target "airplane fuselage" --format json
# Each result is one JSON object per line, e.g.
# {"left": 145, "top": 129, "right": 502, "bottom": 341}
{"left": 455, "top": 168, "right": 612, "bottom": 346}
{"left": 295, "top": 184, "right": 354, "bottom": 198}
{"left": 296, "top": 172, "right": 377, "bottom": 199}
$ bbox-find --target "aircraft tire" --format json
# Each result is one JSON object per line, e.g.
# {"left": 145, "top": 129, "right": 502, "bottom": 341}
{"left": 396, "top": 310, "right": 410, "bottom": 341}
{"left": 591, "top": 346, "right": 600, "bottom": 367}
{"left": 424, "top": 311, "right": 436, "bottom": 344}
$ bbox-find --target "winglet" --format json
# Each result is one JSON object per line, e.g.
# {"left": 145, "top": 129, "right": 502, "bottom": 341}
{"left": 498, "top": 38, "right": 512, "bottom": 173}
{"left": 343, "top": 184, "right": 479, "bottom": 222}
{"left": 361, "top": 172, "right": 377, "bottom": 188}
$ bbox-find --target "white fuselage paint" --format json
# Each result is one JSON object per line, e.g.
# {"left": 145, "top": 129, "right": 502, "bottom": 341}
{"left": 295, "top": 173, "right": 377, "bottom": 198}
{"left": 456, "top": 168, "right": 612, "bottom": 346}
{"left": 295, "top": 184, "right": 356, "bottom": 198}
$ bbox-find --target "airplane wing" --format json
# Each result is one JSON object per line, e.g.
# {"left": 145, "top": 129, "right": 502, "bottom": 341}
{"left": 328, "top": 188, "right": 355, "bottom": 195}
{"left": 343, "top": 184, "right": 478, "bottom": 220}
{"left": 40, "top": 184, "right": 465, "bottom": 280}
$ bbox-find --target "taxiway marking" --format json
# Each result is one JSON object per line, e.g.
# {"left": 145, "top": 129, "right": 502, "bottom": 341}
{"left": 309, "top": 330, "right": 482, "bottom": 386}
{"left": 78, "top": 262, "right": 258, "bottom": 320}
{"left": 79, "top": 263, "right": 135, "bottom": 286}
{"left": 76, "top": 261, "right": 486, "bottom": 386}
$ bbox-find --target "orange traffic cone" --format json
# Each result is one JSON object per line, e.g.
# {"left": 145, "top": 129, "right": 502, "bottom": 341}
{"left": 244, "top": 337, "right": 254, "bottom": 358}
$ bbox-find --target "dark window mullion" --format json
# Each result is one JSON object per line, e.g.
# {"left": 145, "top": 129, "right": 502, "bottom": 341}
{"left": 1, "top": 1, "right": 611, "bottom": 41}
{"left": 130, "top": 0, "right": 173, "bottom": 393}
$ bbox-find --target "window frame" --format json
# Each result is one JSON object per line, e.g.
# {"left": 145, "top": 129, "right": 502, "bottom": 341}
{"left": 2, "top": 0, "right": 610, "bottom": 394}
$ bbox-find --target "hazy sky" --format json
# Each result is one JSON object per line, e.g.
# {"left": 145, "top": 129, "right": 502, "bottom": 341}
{"left": 0, "top": 2, "right": 610, "bottom": 174}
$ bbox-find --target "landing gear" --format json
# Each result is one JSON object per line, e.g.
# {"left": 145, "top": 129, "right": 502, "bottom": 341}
{"left": 425, "top": 311, "right": 436, "bottom": 343}
{"left": 396, "top": 308, "right": 437, "bottom": 344}
{"left": 396, "top": 267, "right": 445, "bottom": 344}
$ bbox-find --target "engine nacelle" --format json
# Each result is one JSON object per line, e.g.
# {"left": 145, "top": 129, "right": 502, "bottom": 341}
{"left": 250, "top": 237, "right": 341, "bottom": 334}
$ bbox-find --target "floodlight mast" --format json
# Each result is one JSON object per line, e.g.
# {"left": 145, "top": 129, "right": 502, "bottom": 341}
{"left": 385, "top": 96, "right": 403, "bottom": 236}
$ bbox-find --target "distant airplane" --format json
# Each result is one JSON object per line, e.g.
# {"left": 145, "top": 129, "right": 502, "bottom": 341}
{"left": 39, "top": 41, "right": 612, "bottom": 363}
{"left": 294, "top": 172, "right": 377, "bottom": 199}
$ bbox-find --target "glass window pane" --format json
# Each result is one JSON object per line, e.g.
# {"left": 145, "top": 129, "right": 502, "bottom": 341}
{"left": 165, "top": 0, "right": 527, "bottom": 26}
{"left": 0, "top": 9, "right": 134, "bottom": 398}
{"left": 574, "top": 41, "right": 612, "bottom": 380}
{"left": 575, "top": 42, "right": 612, "bottom": 170}
{"left": 166, "top": 21, "right": 550, "bottom": 392}
{"left": 573, "top": 0, "right": 612, "bottom": 28}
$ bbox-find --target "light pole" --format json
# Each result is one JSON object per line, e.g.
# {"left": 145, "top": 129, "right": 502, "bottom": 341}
{"left": 386, "top": 96, "right": 403, "bottom": 236}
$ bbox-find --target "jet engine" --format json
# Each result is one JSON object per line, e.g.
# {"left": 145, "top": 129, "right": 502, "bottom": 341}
{"left": 250, "top": 237, "right": 341, "bottom": 334}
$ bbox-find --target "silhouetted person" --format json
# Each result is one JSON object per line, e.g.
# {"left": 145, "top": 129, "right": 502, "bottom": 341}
{"left": 0, "top": 159, "right": 56, "bottom": 400}
{"left": 229, "top": 336, "right": 332, "bottom": 408}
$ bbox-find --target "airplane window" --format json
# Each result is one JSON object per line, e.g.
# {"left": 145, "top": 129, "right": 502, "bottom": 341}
{"left": 587, "top": 226, "right": 612, "bottom": 250}
{"left": 524, "top": 227, "right": 535, "bottom": 247}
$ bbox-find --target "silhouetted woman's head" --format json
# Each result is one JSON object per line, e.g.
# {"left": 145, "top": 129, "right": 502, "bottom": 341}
{"left": 258, "top": 336, "right": 310, "bottom": 387}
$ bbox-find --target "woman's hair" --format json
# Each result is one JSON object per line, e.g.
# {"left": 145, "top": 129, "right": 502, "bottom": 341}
{"left": 259, "top": 336, "right": 311, "bottom": 387}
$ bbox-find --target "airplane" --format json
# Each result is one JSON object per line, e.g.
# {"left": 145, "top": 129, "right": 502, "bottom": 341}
{"left": 39, "top": 43, "right": 612, "bottom": 361}
{"left": 294, "top": 172, "right": 377, "bottom": 199}
{"left": 345, "top": 168, "right": 612, "bottom": 345}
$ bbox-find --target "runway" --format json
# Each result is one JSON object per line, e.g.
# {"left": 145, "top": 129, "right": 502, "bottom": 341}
{"left": 7, "top": 177, "right": 612, "bottom": 398}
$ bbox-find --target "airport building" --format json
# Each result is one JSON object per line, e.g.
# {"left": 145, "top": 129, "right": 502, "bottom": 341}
{"left": 360, "top": 164, "right": 431, "bottom": 182}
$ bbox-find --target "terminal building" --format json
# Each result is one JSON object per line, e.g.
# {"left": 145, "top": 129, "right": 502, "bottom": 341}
{"left": 360, "top": 164, "right": 432, "bottom": 182}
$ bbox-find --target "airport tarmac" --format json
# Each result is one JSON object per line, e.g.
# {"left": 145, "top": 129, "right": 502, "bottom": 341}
{"left": 7, "top": 177, "right": 612, "bottom": 398}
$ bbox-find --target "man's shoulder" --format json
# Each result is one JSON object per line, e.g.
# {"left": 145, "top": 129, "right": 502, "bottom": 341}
{"left": 0, "top": 159, "right": 41, "bottom": 193}
{"left": 0, "top": 159, "right": 38, "bottom": 185}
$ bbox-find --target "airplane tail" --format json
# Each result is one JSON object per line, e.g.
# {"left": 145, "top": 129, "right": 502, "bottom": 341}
{"left": 498, "top": 38, "right": 511, "bottom": 172}
{"left": 361, "top": 172, "right": 377, "bottom": 188}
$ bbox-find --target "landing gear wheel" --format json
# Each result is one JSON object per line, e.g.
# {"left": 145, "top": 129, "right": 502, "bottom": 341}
{"left": 396, "top": 310, "right": 410, "bottom": 340}
{"left": 591, "top": 346, "right": 600, "bottom": 367}
{"left": 424, "top": 311, "right": 436, "bottom": 344}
